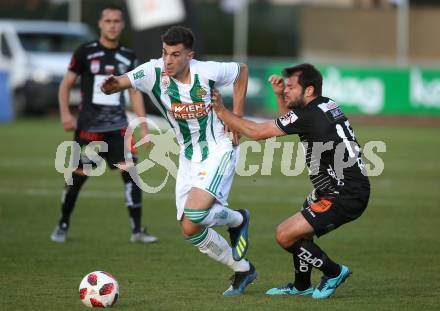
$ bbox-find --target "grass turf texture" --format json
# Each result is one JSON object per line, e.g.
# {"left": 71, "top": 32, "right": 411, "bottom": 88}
{"left": 1, "top": 116, "right": 439, "bottom": 310}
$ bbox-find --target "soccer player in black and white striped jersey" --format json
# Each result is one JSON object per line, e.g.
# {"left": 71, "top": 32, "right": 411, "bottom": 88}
{"left": 212, "top": 63, "right": 370, "bottom": 299}
{"left": 50, "top": 4, "right": 157, "bottom": 244}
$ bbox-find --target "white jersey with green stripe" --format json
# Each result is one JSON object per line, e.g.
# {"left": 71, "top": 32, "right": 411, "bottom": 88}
{"left": 127, "top": 58, "right": 240, "bottom": 162}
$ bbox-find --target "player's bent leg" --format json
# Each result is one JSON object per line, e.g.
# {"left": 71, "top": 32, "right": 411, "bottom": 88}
{"left": 181, "top": 215, "right": 256, "bottom": 295}
{"left": 279, "top": 213, "right": 347, "bottom": 299}
{"left": 266, "top": 213, "right": 315, "bottom": 295}
{"left": 184, "top": 188, "right": 249, "bottom": 261}
{"left": 275, "top": 212, "right": 314, "bottom": 249}
{"left": 182, "top": 215, "right": 240, "bottom": 268}
{"left": 51, "top": 169, "right": 88, "bottom": 243}
{"left": 183, "top": 188, "right": 243, "bottom": 228}
{"left": 118, "top": 162, "right": 157, "bottom": 244}
{"left": 188, "top": 147, "right": 250, "bottom": 261}
{"left": 181, "top": 214, "right": 205, "bottom": 238}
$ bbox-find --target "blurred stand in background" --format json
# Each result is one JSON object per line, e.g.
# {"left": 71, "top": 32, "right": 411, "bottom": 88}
{"left": 0, "top": 0, "right": 439, "bottom": 120}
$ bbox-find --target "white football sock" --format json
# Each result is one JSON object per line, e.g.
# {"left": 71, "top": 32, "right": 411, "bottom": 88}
{"left": 195, "top": 228, "right": 249, "bottom": 272}
{"left": 197, "top": 203, "right": 243, "bottom": 228}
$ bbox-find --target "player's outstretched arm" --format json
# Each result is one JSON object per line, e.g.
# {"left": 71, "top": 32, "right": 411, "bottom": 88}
{"left": 101, "top": 74, "right": 132, "bottom": 94}
{"left": 212, "top": 89, "right": 284, "bottom": 141}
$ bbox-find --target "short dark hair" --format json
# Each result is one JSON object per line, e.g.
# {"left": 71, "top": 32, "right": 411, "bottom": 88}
{"left": 161, "top": 26, "right": 194, "bottom": 50}
{"left": 282, "top": 63, "right": 322, "bottom": 96}
{"left": 100, "top": 4, "right": 124, "bottom": 19}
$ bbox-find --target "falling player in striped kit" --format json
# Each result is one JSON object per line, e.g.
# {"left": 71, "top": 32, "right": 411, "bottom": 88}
{"left": 101, "top": 26, "right": 256, "bottom": 295}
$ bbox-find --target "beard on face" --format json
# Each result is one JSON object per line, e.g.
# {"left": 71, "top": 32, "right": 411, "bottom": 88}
{"left": 286, "top": 94, "right": 306, "bottom": 109}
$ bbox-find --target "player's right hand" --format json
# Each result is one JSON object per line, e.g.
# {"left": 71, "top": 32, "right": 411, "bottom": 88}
{"left": 100, "top": 75, "right": 118, "bottom": 94}
{"left": 211, "top": 89, "right": 225, "bottom": 114}
{"left": 268, "top": 74, "right": 285, "bottom": 96}
{"left": 61, "top": 113, "right": 77, "bottom": 131}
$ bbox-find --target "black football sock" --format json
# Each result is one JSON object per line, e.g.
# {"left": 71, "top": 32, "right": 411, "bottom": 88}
{"left": 292, "top": 252, "right": 313, "bottom": 290}
{"left": 286, "top": 238, "right": 341, "bottom": 278}
{"left": 58, "top": 172, "right": 88, "bottom": 229}
{"left": 121, "top": 170, "right": 142, "bottom": 233}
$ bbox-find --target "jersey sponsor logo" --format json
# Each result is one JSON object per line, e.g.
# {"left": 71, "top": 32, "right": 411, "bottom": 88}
{"left": 105, "top": 65, "right": 115, "bottom": 74}
{"left": 133, "top": 69, "right": 145, "bottom": 80}
{"left": 318, "top": 101, "right": 338, "bottom": 112}
{"left": 86, "top": 51, "right": 105, "bottom": 60}
{"left": 298, "top": 260, "right": 310, "bottom": 273}
{"left": 195, "top": 86, "right": 208, "bottom": 99}
{"left": 279, "top": 111, "right": 298, "bottom": 126}
{"left": 329, "top": 107, "right": 344, "bottom": 119}
{"left": 318, "top": 100, "right": 345, "bottom": 121}
{"left": 298, "top": 247, "right": 324, "bottom": 268}
{"left": 198, "top": 169, "right": 207, "bottom": 177}
{"left": 90, "top": 60, "right": 100, "bottom": 74}
{"left": 171, "top": 102, "right": 209, "bottom": 120}
{"left": 310, "top": 199, "right": 333, "bottom": 213}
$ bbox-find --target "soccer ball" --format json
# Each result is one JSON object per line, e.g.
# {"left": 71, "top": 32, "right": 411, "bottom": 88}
{"left": 79, "top": 271, "right": 119, "bottom": 308}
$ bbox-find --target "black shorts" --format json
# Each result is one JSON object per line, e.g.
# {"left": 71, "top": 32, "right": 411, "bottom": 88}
{"left": 74, "top": 128, "right": 137, "bottom": 170}
{"left": 301, "top": 189, "right": 370, "bottom": 237}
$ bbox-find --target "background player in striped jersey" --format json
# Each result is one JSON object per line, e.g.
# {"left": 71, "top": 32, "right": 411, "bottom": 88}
{"left": 50, "top": 4, "right": 157, "bottom": 244}
{"left": 101, "top": 26, "right": 256, "bottom": 295}
{"left": 211, "top": 63, "right": 370, "bottom": 299}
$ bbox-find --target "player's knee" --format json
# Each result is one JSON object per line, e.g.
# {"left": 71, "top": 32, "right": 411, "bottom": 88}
{"left": 73, "top": 168, "right": 87, "bottom": 176}
{"left": 275, "top": 225, "right": 293, "bottom": 248}
{"left": 181, "top": 217, "right": 203, "bottom": 238}
{"left": 181, "top": 225, "right": 203, "bottom": 238}
{"left": 183, "top": 207, "right": 209, "bottom": 225}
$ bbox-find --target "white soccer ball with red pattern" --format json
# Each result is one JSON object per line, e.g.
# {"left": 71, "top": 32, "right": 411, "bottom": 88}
{"left": 79, "top": 271, "right": 119, "bottom": 308}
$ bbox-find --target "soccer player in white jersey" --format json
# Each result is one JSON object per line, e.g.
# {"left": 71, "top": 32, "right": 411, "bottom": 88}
{"left": 101, "top": 26, "right": 256, "bottom": 295}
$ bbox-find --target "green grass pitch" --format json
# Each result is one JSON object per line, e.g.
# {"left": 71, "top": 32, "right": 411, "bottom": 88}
{"left": 1, "top": 116, "right": 439, "bottom": 310}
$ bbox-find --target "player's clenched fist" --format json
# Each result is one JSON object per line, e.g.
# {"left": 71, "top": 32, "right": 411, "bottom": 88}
{"left": 100, "top": 75, "right": 119, "bottom": 94}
